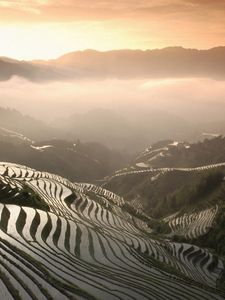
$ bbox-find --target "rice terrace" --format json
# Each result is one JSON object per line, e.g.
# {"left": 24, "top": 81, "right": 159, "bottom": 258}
{"left": 0, "top": 160, "right": 224, "bottom": 299}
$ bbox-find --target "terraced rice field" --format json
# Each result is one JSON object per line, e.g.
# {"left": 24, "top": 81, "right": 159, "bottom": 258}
{"left": 0, "top": 162, "right": 224, "bottom": 299}
{"left": 104, "top": 162, "right": 225, "bottom": 181}
{"left": 164, "top": 206, "right": 218, "bottom": 239}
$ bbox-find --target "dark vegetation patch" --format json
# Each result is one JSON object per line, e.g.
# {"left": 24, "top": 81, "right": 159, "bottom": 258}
{"left": 151, "top": 136, "right": 225, "bottom": 168}
{"left": 105, "top": 169, "right": 225, "bottom": 236}
{"left": 153, "top": 170, "right": 225, "bottom": 218}
{"left": 105, "top": 169, "right": 222, "bottom": 218}
{"left": 0, "top": 182, "right": 49, "bottom": 211}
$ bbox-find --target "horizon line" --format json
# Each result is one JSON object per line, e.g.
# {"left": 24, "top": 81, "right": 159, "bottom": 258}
{"left": 1, "top": 45, "right": 225, "bottom": 62}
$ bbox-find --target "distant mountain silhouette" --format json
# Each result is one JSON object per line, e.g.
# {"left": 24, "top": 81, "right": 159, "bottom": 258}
{"left": 1, "top": 46, "right": 225, "bottom": 81}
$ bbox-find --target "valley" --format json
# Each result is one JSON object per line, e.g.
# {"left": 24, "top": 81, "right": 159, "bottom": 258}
{"left": 1, "top": 2, "right": 225, "bottom": 298}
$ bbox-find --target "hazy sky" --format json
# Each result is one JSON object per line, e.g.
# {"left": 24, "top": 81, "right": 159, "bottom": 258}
{"left": 0, "top": 0, "right": 225, "bottom": 59}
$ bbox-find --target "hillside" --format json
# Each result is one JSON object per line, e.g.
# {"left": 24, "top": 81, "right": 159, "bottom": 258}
{"left": 102, "top": 137, "right": 225, "bottom": 261}
{"left": 103, "top": 137, "right": 225, "bottom": 184}
{"left": 138, "top": 137, "right": 225, "bottom": 168}
{"left": 0, "top": 106, "right": 200, "bottom": 153}
{"left": 52, "top": 108, "right": 199, "bottom": 151}
{"left": 102, "top": 137, "right": 225, "bottom": 213}
{"left": 0, "top": 125, "right": 127, "bottom": 182}
{"left": 0, "top": 162, "right": 224, "bottom": 299}
{"left": 0, "top": 107, "right": 59, "bottom": 142}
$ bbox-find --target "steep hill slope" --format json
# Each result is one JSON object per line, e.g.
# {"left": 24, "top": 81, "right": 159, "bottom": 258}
{"left": 0, "top": 162, "right": 224, "bottom": 299}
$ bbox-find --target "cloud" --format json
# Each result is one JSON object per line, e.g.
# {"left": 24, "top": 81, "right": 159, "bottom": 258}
{"left": 0, "top": 0, "right": 225, "bottom": 23}
{"left": 0, "top": 1, "right": 224, "bottom": 58}
{"left": 1, "top": 76, "right": 225, "bottom": 125}
{"left": 185, "top": 0, "right": 225, "bottom": 9}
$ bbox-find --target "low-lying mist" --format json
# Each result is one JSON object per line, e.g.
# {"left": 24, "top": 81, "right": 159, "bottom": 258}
{"left": 1, "top": 76, "right": 225, "bottom": 122}
{"left": 1, "top": 76, "right": 225, "bottom": 151}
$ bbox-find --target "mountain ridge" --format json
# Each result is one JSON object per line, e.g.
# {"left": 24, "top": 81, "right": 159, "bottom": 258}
{"left": 1, "top": 46, "right": 225, "bottom": 82}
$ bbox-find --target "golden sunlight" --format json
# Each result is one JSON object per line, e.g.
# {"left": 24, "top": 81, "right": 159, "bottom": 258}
{"left": 0, "top": 21, "right": 155, "bottom": 60}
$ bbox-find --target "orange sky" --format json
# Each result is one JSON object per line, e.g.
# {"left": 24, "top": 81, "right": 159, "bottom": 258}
{"left": 0, "top": 0, "right": 225, "bottom": 59}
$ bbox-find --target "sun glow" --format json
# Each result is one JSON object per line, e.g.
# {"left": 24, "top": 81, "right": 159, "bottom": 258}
{"left": 0, "top": 21, "right": 150, "bottom": 60}
{"left": 0, "top": 0, "right": 224, "bottom": 60}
